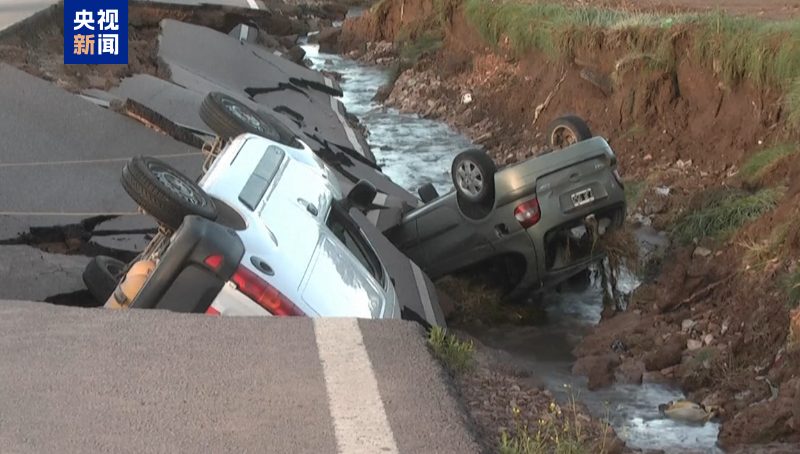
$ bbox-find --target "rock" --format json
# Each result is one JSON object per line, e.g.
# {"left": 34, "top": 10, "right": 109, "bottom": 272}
{"left": 278, "top": 35, "right": 298, "bottom": 49}
{"left": 285, "top": 45, "right": 306, "bottom": 65}
{"left": 681, "top": 319, "right": 697, "bottom": 333}
{"left": 718, "top": 384, "right": 796, "bottom": 449}
{"left": 693, "top": 246, "right": 712, "bottom": 258}
{"left": 687, "top": 339, "right": 703, "bottom": 351}
{"left": 615, "top": 360, "right": 645, "bottom": 385}
{"left": 258, "top": 31, "right": 282, "bottom": 51}
{"left": 316, "top": 27, "right": 342, "bottom": 54}
{"left": 703, "top": 333, "right": 714, "bottom": 345}
{"left": 642, "top": 342, "right": 683, "bottom": 371}
{"left": 572, "top": 354, "right": 620, "bottom": 376}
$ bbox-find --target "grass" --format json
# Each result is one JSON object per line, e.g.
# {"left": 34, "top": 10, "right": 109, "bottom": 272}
{"left": 624, "top": 179, "right": 648, "bottom": 212}
{"left": 741, "top": 220, "right": 790, "bottom": 270}
{"left": 671, "top": 187, "right": 784, "bottom": 244}
{"left": 500, "top": 396, "right": 610, "bottom": 454}
{"left": 428, "top": 326, "right": 475, "bottom": 374}
{"left": 778, "top": 266, "right": 800, "bottom": 309}
{"left": 738, "top": 143, "right": 798, "bottom": 183}
{"left": 459, "top": 0, "right": 800, "bottom": 126}
{"left": 436, "top": 275, "right": 544, "bottom": 325}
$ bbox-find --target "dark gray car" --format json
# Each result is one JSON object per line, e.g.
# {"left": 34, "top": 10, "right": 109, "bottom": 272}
{"left": 384, "top": 115, "right": 627, "bottom": 300}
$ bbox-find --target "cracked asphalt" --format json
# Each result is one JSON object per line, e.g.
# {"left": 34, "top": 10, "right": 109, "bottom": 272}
{"left": 0, "top": 4, "right": 481, "bottom": 453}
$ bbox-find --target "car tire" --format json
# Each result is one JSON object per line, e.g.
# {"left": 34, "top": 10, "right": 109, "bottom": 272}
{"left": 545, "top": 114, "right": 593, "bottom": 151}
{"left": 121, "top": 155, "right": 217, "bottom": 231}
{"left": 199, "top": 91, "right": 301, "bottom": 147}
{"left": 451, "top": 149, "right": 497, "bottom": 204}
{"left": 418, "top": 182, "right": 440, "bottom": 204}
{"left": 83, "top": 255, "right": 125, "bottom": 303}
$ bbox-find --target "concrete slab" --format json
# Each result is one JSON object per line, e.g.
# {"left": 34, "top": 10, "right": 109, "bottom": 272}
{"left": 158, "top": 19, "right": 341, "bottom": 98}
{"left": 0, "top": 0, "right": 56, "bottom": 31}
{"left": 0, "top": 302, "right": 480, "bottom": 454}
{"left": 0, "top": 247, "right": 89, "bottom": 301}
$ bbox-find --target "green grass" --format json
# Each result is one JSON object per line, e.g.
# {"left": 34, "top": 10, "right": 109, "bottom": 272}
{"left": 624, "top": 179, "right": 647, "bottom": 211}
{"left": 436, "top": 275, "right": 544, "bottom": 325}
{"left": 428, "top": 326, "right": 475, "bottom": 374}
{"left": 671, "top": 187, "right": 784, "bottom": 244}
{"left": 460, "top": 0, "right": 800, "bottom": 125}
{"left": 499, "top": 396, "right": 610, "bottom": 454}
{"left": 738, "top": 143, "right": 798, "bottom": 182}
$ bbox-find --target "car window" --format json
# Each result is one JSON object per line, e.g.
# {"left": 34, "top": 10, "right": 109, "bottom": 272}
{"left": 327, "top": 204, "right": 385, "bottom": 286}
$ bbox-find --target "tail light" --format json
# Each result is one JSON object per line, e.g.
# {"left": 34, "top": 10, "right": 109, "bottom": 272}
{"left": 611, "top": 169, "right": 624, "bottom": 189}
{"left": 231, "top": 264, "right": 306, "bottom": 316}
{"left": 206, "top": 306, "right": 221, "bottom": 315}
{"left": 204, "top": 254, "right": 306, "bottom": 316}
{"left": 514, "top": 198, "right": 541, "bottom": 229}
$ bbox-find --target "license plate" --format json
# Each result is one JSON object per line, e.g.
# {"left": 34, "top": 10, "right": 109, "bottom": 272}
{"left": 571, "top": 188, "right": 594, "bottom": 207}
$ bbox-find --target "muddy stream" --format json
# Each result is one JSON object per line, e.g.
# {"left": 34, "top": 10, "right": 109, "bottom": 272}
{"left": 301, "top": 32, "right": 722, "bottom": 453}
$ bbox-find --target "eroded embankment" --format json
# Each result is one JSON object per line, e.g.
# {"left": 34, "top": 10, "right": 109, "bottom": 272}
{"left": 338, "top": 0, "right": 800, "bottom": 451}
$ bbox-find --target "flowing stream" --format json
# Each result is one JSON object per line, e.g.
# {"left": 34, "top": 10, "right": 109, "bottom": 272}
{"left": 301, "top": 38, "right": 723, "bottom": 454}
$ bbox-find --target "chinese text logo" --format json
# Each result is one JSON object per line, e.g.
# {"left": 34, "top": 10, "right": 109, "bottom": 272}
{"left": 63, "top": 0, "right": 129, "bottom": 64}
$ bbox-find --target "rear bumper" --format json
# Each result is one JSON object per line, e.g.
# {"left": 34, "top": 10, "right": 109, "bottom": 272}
{"left": 130, "top": 215, "right": 245, "bottom": 313}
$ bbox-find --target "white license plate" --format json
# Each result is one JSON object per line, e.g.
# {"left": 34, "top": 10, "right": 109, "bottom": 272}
{"left": 571, "top": 188, "right": 594, "bottom": 207}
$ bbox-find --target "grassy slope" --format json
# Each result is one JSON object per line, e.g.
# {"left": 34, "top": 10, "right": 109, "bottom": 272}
{"left": 461, "top": 0, "right": 800, "bottom": 126}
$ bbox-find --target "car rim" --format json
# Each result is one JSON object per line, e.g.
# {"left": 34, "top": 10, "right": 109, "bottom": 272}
{"left": 223, "top": 100, "right": 267, "bottom": 133}
{"left": 148, "top": 162, "right": 206, "bottom": 207}
{"left": 551, "top": 126, "right": 577, "bottom": 149}
{"left": 456, "top": 160, "right": 484, "bottom": 197}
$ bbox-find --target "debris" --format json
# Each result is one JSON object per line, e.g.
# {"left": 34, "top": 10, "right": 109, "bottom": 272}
{"left": 687, "top": 339, "right": 703, "bottom": 351}
{"left": 531, "top": 72, "right": 567, "bottom": 126}
{"left": 692, "top": 246, "right": 712, "bottom": 258}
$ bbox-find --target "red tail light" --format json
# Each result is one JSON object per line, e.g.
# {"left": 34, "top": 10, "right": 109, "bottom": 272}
{"left": 204, "top": 254, "right": 224, "bottom": 270}
{"left": 611, "top": 169, "right": 625, "bottom": 189}
{"left": 206, "top": 306, "right": 220, "bottom": 315}
{"left": 514, "top": 198, "right": 541, "bottom": 229}
{"left": 231, "top": 265, "right": 306, "bottom": 316}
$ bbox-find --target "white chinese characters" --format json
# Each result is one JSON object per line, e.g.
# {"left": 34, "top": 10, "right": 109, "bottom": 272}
{"left": 98, "top": 34, "right": 119, "bottom": 55}
{"left": 72, "top": 8, "right": 121, "bottom": 56}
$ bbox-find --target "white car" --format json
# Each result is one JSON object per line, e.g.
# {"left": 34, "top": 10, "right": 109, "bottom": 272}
{"left": 84, "top": 93, "right": 400, "bottom": 319}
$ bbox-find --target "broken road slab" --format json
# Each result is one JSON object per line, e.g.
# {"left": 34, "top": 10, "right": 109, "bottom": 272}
{"left": 0, "top": 301, "right": 481, "bottom": 454}
{"left": 0, "top": 247, "right": 90, "bottom": 301}
{"left": 0, "top": 64, "right": 201, "bottom": 214}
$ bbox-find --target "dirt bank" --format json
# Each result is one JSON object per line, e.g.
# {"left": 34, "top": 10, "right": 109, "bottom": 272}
{"left": 339, "top": 0, "right": 800, "bottom": 451}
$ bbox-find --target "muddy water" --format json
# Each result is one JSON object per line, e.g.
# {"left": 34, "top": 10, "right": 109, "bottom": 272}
{"left": 301, "top": 42, "right": 723, "bottom": 454}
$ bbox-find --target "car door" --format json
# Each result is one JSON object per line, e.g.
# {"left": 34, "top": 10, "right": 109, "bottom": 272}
{"left": 384, "top": 194, "right": 494, "bottom": 279}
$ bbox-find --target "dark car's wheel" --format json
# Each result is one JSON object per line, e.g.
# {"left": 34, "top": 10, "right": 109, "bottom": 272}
{"left": 451, "top": 149, "right": 497, "bottom": 204}
{"left": 83, "top": 255, "right": 125, "bottom": 303}
{"left": 199, "top": 91, "right": 301, "bottom": 147}
{"left": 121, "top": 155, "right": 217, "bottom": 231}
{"left": 418, "top": 182, "right": 440, "bottom": 204}
{"left": 545, "top": 114, "right": 593, "bottom": 151}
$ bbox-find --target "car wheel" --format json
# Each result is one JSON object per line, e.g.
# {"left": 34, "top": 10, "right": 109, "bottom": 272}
{"left": 545, "top": 114, "right": 593, "bottom": 151}
{"left": 83, "top": 255, "right": 125, "bottom": 303}
{"left": 199, "top": 91, "right": 301, "bottom": 147}
{"left": 121, "top": 155, "right": 217, "bottom": 231}
{"left": 417, "top": 182, "right": 440, "bottom": 204}
{"left": 451, "top": 149, "right": 497, "bottom": 204}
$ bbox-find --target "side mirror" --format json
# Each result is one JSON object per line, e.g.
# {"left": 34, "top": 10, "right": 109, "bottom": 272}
{"left": 346, "top": 179, "right": 378, "bottom": 212}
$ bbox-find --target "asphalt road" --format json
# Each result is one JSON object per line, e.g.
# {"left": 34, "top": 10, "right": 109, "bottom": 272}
{"left": 0, "top": 301, "right": 481, "bottom": 454}
{"left": 0, "top": 0, "right": 56, "bottom": 30}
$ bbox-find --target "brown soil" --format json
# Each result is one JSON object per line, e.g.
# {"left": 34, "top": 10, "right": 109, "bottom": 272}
{"left": 340, "top": 0, "right": 800, "bottom": 450}
{"left": 0, "top": 1, "right": 341, "bottom": 93}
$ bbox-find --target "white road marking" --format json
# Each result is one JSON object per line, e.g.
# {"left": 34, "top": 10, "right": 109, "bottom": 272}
{"left": 329, "top": 96, "right": 367, "bottom": 157}
{"left": 245, "top": 0, "right": 259, "bottom": 9}
{"left": 238, "top": 24, "right": 249, "bottom": 41}
{"left": 410, "top": 262, "right": 436, "bottom": 325}
{"left": 366, "top": 192, "right": 388, "bottom": 226}
{"left": 314, "top": 318, "right": 399, "bottom": 454}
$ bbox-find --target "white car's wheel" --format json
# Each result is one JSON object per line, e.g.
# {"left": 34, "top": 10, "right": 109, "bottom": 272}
{"left": 199, "top": 92, "right": 301, "bottom": 147}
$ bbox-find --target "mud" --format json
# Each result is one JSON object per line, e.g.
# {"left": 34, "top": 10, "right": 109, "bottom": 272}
{"left": 339, "top": 0, "right": 800, "bottom": 450}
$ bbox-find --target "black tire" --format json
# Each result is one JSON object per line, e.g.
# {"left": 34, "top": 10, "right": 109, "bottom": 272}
{"left": 199, "top": 91, "right": 301, "bottom": 147}
{"left": 83, "top": 255, "right": 125, "bottom": 303}
{"left": 451, "top": 149, "right": 497, "bottom": 204}
{"left": 545, "top": 114, "right": 593, "bottom": 151}
{"left": 418, "top": 182, "right": 440, "bottom": 204}
{"left": 121, "top": 155, "right": 217, "bottom": 231}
